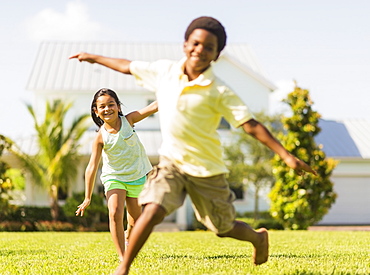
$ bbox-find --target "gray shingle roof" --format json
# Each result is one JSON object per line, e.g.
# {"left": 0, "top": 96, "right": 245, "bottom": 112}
{"left": 316, "top": 119, "right": 370, "bottom": 159}
{"left": 26, "top": 41, "right": 275, "bottom": 92}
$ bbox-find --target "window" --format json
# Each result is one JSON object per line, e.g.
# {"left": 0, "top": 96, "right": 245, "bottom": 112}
{"left": 230, "top": 187, "right": 244, "bottom": 200}
{"left": 147, "top": 99, "right": 156, "bottom": 117}
{"left": 218, "top": 117, "right": 230, "bottom": 129}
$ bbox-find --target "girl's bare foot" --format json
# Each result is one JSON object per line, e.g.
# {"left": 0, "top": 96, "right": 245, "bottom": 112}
{"left": 252, "top": 228, "right": 269, "bottom": 265}
{"left": 113, "top": 262, "right": 128, "bottom": 275}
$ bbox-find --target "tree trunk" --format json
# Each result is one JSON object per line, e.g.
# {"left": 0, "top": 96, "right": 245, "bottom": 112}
{"left": 50, "top": 199, "right": 59, "bottom": 221}
{"left": 254, "top": 185, "right": 260, "bottom": 221}
{"left": 50, "top": 185, "right": 59, "bottom": 221}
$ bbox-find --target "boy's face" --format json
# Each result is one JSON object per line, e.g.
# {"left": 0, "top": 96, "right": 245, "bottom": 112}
{"left": 183, "top": 28, "right": 220, "bottom": 76}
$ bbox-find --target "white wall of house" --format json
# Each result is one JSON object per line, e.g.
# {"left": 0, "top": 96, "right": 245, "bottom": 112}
{"left": 233, "top": 185, "right": 271, "bottom": 214}
{"left": 213, "top": 57, "right": 271, "bottom": 113}
{"left": 24, "top": 176, "right": 50, "bottom": 206}
{"left": 317, "top": 159, "right": 370, "bottom": 225}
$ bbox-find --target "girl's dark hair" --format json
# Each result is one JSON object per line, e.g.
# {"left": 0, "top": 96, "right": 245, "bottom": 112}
{"left": 91, "top": 88, "right": 123, "bottom": 128}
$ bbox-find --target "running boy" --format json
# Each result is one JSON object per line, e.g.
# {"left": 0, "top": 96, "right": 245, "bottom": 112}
{"left": 70, "top": 16, "right": 316, "bottom": 275}
{"left": 75, "top": 88, "right": 157, "bottom": 262}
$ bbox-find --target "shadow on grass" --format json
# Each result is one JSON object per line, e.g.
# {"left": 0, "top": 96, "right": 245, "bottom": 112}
{"left": 271, "top": 253, "right": 323, "bottom": 259}
{"left": 159, "top": 254, "right": 250, "bottom": 260}
{"left": 159, "top": 253, "right": 322, "bottom": 260}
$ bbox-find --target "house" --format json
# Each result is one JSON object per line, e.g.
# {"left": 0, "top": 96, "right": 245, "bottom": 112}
{"left": 3, "top": 41, "right": 275, "bottom": 226}
{"left": 314, "top": 119, "right": 370, "bottom": 225}
{"left": 5, "top": 42, "right": 369, "bottom": 228}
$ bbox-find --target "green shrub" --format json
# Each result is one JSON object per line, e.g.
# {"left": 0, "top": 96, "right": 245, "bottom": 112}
{"left": 34, "top": 221, "right": 75, "bottom": 232}
{"left": 0, "top": 203, "right": 109, "bottom": 231}
{"left": 0, "top": 221, "right": 34, "bottom": 232}
{"left": 4, "top": 206, "right": 70, "bottom": 224}
{"left": 236, "top": 216, "right": 284, "bottom": 230}
{"left": 269, "top": 85, "right": 337, "bottom": 230}
{"left": 93, "top": 222, "right": 109, "bottom": 232}
{"left": 62, "top": 192, "right": 108, "bottom": 228}
{"left": 236, "top": 211, "right": 271, "bottom": 219}
{"left": 254, "top": 218, "right": 284, "bottom": 230}
{"left": 10, "top": 206, "right": 53, "bottom": 222}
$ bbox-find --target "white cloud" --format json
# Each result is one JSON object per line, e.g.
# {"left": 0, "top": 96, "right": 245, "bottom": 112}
{"left": 24, "top": 1, "right": 104, "bottom": 41}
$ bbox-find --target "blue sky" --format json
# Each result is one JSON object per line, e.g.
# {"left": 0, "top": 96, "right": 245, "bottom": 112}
{"left": 1, "top": 0, "right": 370, "bottom": 138}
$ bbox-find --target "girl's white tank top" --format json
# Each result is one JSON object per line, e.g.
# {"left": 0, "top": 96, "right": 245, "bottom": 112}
{"left": 100, "top": 116, "right": 152, "bottom": 184}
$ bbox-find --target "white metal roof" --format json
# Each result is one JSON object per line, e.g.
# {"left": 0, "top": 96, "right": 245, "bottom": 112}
{"left": 26, "top": 41, "right": 276, "bottom": 92}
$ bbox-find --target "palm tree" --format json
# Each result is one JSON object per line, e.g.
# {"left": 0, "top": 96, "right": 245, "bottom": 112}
{"left": 10, "top": 99, "right": 90, "bottom": 221}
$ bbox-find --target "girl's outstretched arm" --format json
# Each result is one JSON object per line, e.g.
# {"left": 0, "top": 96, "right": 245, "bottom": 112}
{"left": 126, "top": 101, "right": 158, "bottom": 126}
{"left": 242, "top": 118, "right": 316, "bottom": 176}
{"left": 69, "top": 52, "right": 132, "bottom": 75}
{"left": 76, "top": 131, "right": 103, "bottom": 216}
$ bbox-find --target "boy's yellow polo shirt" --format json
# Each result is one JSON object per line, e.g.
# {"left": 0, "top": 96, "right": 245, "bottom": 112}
{"left": 130, "top": 58, "right": 254, "bottom": 177}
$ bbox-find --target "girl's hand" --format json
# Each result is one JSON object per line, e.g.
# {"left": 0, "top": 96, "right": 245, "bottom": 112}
{"left": 76, "top": 199, "right": 91, "bottom": 217}
{"left": 283, "top": 154, "right": 317, "bottom": 176}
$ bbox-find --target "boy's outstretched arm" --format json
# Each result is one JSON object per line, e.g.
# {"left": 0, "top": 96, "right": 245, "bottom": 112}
{"left": 69, "top": 52, "right": 132, "bottom": 75}
{"left": 242, "top": 119, "right": 317, "bottom": 176}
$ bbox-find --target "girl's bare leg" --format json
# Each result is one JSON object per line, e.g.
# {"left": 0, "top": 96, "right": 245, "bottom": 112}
{"left": 113, "top": 203, "right": 166, "bottom": 275}
{"left": 125, "top": 197, "right": 142, "bottom": 245}
{"left": 107, "top": 189, "right": 127, "bottom": 262}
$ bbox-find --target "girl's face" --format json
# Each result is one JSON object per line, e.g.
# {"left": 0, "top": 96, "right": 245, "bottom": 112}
{"left": 94, "top": 95, "right": 121, "bottom": 123}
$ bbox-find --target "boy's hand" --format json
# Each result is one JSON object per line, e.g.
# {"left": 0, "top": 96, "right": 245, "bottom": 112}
{"left": 69, "top": 52, "right": 95, "bottom": 63}
{"left": 283, "top": 154, "right": 317, "bottom": 176}
{"left": 76, "top": 199, "right": 91, "bottom": 217}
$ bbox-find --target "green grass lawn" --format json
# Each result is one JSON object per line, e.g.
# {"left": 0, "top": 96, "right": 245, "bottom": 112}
{"left": 1, "top": 230, "right": 369, "bottom": 274}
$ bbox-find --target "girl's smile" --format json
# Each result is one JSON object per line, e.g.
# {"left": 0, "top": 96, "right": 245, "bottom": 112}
{"left": 95, "top": 95, "right": 121, "bottom": 124}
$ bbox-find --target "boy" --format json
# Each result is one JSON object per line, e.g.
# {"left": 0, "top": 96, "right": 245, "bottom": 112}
{"left": 70, "top": 16, "right": 316, "bottom": 275}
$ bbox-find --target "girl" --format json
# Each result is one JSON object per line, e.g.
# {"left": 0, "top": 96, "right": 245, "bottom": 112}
{"left": 75, "top": 88, "right": 158, "bottom": 262}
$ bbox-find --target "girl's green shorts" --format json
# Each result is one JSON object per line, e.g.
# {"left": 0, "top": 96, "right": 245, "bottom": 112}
{"left": 103, "top": 175, "right": 146, "bottom": 198}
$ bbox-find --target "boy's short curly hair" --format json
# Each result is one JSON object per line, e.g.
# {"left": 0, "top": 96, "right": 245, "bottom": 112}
{"left": 184, "top": 16, "right": 227, "bottom": 52}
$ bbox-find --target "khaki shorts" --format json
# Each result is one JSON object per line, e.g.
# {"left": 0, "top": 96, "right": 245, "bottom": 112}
{"left": 138, "top": 157, "right": 236, "bottom": 234}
